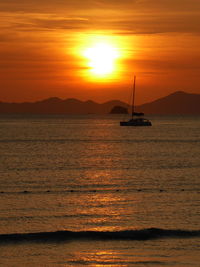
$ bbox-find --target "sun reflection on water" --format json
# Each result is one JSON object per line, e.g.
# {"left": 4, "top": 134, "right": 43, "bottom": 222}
{"left": 61, "top": 124, "right": 141, "bottom": 232}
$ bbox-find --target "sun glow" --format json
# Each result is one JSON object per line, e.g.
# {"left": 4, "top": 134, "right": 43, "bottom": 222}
{"left": 72, "top": 33, "right": 131, "bottom": 82}
{"left": 83, "top": 42, "right": 119, "bottom": 77}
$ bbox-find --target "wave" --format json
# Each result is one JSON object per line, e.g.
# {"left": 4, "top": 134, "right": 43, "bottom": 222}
{"left": 0, "top": 138, "right": 198, "bottom": 144}
{"left": 1, "top": 188, "right": 197, "bottom": 195}
{"left": 0, "top": 228, "right": 200, "bottom": 244}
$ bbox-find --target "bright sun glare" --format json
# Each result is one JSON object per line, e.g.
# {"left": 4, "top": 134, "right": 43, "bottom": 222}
{"left": 83, "top": 42, "right": 119, "bottom": 77}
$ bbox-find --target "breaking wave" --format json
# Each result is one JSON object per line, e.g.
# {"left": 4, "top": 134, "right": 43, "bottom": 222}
{"left": 0, "top": 228, "right": 200, "bottom": 244}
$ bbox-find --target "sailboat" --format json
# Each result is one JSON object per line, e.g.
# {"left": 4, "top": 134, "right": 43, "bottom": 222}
{"left": 120, "top": 76, "right": 152, "bottom": 126}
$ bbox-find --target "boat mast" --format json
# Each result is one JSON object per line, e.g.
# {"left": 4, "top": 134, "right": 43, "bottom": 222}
{"left": 131, "top": 76, "right": 136, "bottom": 118}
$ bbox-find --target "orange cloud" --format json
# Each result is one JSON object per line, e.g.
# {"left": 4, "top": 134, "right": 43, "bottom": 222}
{"left": 0, "top": 0, "right": 200, "bottom": 103}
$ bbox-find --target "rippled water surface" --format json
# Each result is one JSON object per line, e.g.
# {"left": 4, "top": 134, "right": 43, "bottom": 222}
{"left": 0, "top": 115, "right": 199, "bottom": 266}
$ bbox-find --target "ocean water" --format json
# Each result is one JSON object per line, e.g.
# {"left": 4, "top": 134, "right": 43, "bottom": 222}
{"left": 0, "top": 114, "right": 199, "bottom": 266}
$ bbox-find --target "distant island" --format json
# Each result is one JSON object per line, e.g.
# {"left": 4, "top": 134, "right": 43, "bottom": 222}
{"left": 110, "top": 106, "right": 128, "bottom": 114}
{"left": 0, "top": 91, "right": 200, "bottom": 115}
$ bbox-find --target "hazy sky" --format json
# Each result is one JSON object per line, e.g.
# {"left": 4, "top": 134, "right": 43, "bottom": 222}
{"left": 0, "top": 0, "right": 200, "bottom": 104}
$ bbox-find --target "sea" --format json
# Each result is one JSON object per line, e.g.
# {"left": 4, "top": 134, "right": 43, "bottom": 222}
{"left": 0, "top": 114, "right": 199, "bottom": 266}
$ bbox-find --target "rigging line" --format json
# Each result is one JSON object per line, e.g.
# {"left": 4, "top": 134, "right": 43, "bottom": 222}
{"left": 132, "top": 75, "right": 136, "bottom": 118}
{"left": 122, "top": 76, "right": 133, "bottom": 121}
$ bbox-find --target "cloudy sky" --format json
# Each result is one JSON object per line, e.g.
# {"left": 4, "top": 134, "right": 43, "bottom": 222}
{"left": 0, "top": 0, "right": 200, "bottom": 103}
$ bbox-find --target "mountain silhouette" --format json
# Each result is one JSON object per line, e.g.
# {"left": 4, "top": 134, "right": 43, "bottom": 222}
{"left": 0, "top": 91, "right": 199, "bottom": 115}
{"left": 0, "top": 98, "right": 127, "bottom": 114}
{"left": 137, "top": 91, "right": 200, "bottom": 114}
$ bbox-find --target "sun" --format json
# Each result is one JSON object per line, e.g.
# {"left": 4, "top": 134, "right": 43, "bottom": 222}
{"left": 83, "top": 42, "right": 119, "bottom": 77}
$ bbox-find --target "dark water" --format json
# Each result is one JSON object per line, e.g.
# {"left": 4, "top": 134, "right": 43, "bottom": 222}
{"left": 0, "top": 114, "right": 199, "bottom": 266}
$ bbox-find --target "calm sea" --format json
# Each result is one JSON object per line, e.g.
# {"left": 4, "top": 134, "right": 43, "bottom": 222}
{"left": 0, "top": 114, "right": 199, "bottom": 266}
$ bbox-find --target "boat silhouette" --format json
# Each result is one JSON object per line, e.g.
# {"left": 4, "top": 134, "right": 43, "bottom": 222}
{"left": 120, "top": 76, "right": 152, "bottom": 126}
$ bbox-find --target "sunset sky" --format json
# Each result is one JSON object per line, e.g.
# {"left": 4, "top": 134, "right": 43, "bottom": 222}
{"left": 0, "top": 0, "right": 200, "bottom": 104}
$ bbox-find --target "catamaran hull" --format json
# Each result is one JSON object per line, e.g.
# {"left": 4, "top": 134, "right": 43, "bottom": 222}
{"left": 120, "top": 121, "right": 152, "bottom": 126}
